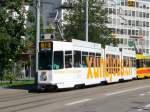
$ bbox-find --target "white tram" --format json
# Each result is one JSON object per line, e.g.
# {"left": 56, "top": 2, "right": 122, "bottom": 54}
{"left": 37, "top": 39, "right": 136, "bottom": 90}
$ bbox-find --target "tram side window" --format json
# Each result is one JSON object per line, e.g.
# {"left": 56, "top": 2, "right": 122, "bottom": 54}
{"left": 89, "top": 52, "right": 95, "bottom": 67}
{"left": 53, "top": 51, "right": 64, "bottom": 70}
{"left": 145, "top": 59, "right": 150, "bottom": 67}
{"left": 74, "top": 51, "right": 81, "bottom": 67}
{"left": 96, "top": 53, "right": 101, "bottom": 67}
{"left": 132, "top": 58, "right": 136, "bottom": 67}
{"left": 136, "top": 59, "right": 144, "bottom": 68}
{"left": 82, "top": 52, "right": 88, "bottom": 67}
{"left": 65, "top": 51, "right": 72, "bottom": 68}
{"left": 123, "top": 56, "right": 127, "bottom": 67}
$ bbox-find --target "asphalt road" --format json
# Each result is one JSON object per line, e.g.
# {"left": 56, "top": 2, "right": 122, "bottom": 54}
{"left": 1, "top": 79, "right": 150, "bottom": 112}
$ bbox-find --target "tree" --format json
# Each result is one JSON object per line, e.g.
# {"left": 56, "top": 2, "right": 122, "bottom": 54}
{"left": 0, "top": 0, "right": 34, "bottom": 80}
{"left": 63, "top": 0, "right": 119, "bottom": 47}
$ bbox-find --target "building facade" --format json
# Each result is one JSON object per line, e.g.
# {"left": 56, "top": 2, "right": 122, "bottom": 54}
{"left": 38, "top": 0, "right": 150, "bottom": 53}
{"left": 105, "top": 0, "right": 150, "bottom": 53}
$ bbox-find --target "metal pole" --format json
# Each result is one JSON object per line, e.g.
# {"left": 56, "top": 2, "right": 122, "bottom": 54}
{"left": 36, "top": 0, "right": 40, "bottom": 77}
{"left": 85, "top": 0, "right": 88, "bottom": 42}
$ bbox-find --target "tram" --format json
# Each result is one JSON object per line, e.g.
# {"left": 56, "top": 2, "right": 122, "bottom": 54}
{"left": 136, "top": 53, "right": 150, "bottom": 78}
{"left": 37, "top": 39, "right": 137, "bottom": 90}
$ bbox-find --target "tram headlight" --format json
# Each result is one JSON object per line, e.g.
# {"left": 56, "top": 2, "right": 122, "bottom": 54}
{"left": 40, "top": 72, "right": 47, "bottom": 81}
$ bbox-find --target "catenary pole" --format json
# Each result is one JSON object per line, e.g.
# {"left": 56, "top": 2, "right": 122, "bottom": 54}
{"left": 36, "top": 0, "right": 40, "bottom": 79}
{"left": 85, "top": 0, "right": 88, "bottom": 42}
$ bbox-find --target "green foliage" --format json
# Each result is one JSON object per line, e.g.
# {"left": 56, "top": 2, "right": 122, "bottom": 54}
{"left": 0, "top": 0, "right": 34, "bottom": 79}
{"left": 4, "top": 72, "right": 16, "bottom": 84}
{"left": 63, "top": 0, "right": 119, "bottom": 47}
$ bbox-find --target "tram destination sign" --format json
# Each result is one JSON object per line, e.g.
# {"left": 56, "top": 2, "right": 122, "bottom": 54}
{"left": 39, "top": 41, "right": 53, "bottom": 51}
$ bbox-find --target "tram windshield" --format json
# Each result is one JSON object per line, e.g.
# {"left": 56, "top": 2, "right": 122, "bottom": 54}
{"left": 38, "top": 51, "right": 52, "bottom": 70}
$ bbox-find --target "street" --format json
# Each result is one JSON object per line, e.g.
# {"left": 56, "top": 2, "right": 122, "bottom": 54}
{"left": 1, "top": 79, "right": 150, "bottom": 112}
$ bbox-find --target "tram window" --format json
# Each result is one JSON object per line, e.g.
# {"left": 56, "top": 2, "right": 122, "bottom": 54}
{"left": 74, "top": 51, "right": 81, "bottom": 67}
{"left": 96, "top": 53, "right": 101, "bottom": 67}
{"left": 82, "top": 52, "right": 88, "bottom": 56}
{"left": 53, "top": 51, "right": 64, "bottom": 70}
{"left": 82, "top": 56, "right": 88, "bottom": 67}
{"left": 65, "top": 51, "right": 72, "bottom": 55}
{"left": 38, "top": 51, "right": 52, "bottom": 70}
{"left": 136, "top": 60, "right": 140, "bottom": 68}
{"left": 136, "top": 59, "right": 144, "bottom": 68}
{"left": 65, "top": 55, "right": 72, "bottom": 68}
{"left": 145, "top": 59, "right": 150, "bottom": 67}
{"left": 89, "top": 52, "right": 95, "bottom": 56}
{"left": 96, "top": 53, "right": 101, "bottom": 57}
{"left": 81, "top": 51, "right": 88, "bottom": 67}
{"left": 123, "top": 56, "right": 127, "bottom": 67}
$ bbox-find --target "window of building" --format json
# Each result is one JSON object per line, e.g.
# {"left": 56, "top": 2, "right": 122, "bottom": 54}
{"left": 132, "top": 11, "right": 135, "bottom": 17}
{"left": 128, "top": 10, "right": 131, "bottom": 16}
{"left": 146, "top": 40, "right": 149, "bottom": 47}
{"left": 109, "top": 8, "right": 112, "bottom": 14}
{"left": 135, "top": 30, "right": 139, "bottom": 36}
{"left": 146, "top": 31, "right": 149, "bottom": 37}
{"left": 119, "top": 38, "right": 123, "bottom": 44}
{"left": 128, "top": 29, "right": 131, "bottom": 35}
{"left": 136, "top": 21, "right": 139, "bottom": 26}
{"left": 123, "top": 38, "right": 128, "bottom": 45}
{"left": 143, "top": 4, "right": 147, "bottom": 9}
{"left": 139, "top": 12, "right": 142, "bottom": 17}
{"left": 132, "top": 30, "right": 135, "bottom": 35}
{"left": 136, "top": 11, "right": 139, "bottom": 17}
{"left": 113, "top": 9, "right": 116, "bottom": 14}
{"left": 108, "top": 17, "right": 112, "bottom": 24}
{"left": 121, "top": 29, "right": 123, "bottom": 34}
{"left": 132, "top": 20, "right": 135, "bottom": 26}
{"left": 139, "top": 21, "right": 142, "bottom": 27}
{"left": 125, "top": 0, "right": 128, "bottom": 6}
{"left": 146, "top": 13, "right": 149, "bottom": 18}
{"left": 123, "top": 29, "right": 127, "bottom": 35}
{"left": 113, "top": 18, "right": 116, "bottom": 24}
{"left": 121, "top": 0, "right": 125, "bottom": 6}
{"left": 143, "top": 12, "right": 146, "bottom": 18}
{"left": 136, "top": 2, "right": 139, "bottom": 8}
{"left": 128, "top": 20, "right": 131, "bottom": 26}
{"left": 117, "top": 29, "right": 121, "bottom": 34}
{"left": 125, "top": 10, "right": 128, "bottom": 16}
{"left": 142, "top": 30, "right": 145, "bottom": 36}
{"left": 143, "top": 22, "right": 146, "bottom": 27}
{"left": 139, "top": 3, "right": 143, "bottom": 8}
{"left": 146, "top": 22, "right": 149, "bottom": 27}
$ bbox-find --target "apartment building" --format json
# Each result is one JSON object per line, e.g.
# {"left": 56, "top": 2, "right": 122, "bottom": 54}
{"left": 105, "top": 0, "right": 150, "bottom": 53}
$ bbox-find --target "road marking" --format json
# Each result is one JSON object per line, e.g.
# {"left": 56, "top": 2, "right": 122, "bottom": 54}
{"left": 137, "top": 109, "right": 142, "bottom": 111}
{"left": 139, "top": 94, "right": 145, "bottom": 96}
{"left": 106, "top": 85, "right": 150, "bottom": 96}
{"left": 144, "top": 103, "right": 150, "bottom": 108}
{"left": 137, "top": 103, "right": 150, "bottom": 111}
{"left": 65, "top": 99, "right": 92, "bottom": 106}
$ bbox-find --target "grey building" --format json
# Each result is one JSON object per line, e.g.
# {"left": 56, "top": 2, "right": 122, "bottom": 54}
{"left": 105, "top": 0, "right": 150, "bottom": 53}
